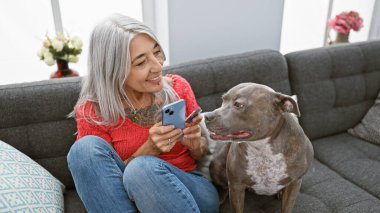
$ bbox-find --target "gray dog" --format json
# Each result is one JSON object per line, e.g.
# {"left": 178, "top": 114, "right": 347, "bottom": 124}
{"left": 204, "top": 83, "right": 314, "bottom": 213}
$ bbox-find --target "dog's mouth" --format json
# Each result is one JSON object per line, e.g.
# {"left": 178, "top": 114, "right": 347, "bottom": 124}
{"left": 209, "top": 130, "right": 252, "bottom": 141}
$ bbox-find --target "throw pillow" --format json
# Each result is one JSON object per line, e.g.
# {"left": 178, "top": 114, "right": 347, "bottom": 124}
{"left": 0, "top": 140, "right": 65, "bottom": 212}
{"left": 348, "top": 91, "right": 380, "bottom": 144}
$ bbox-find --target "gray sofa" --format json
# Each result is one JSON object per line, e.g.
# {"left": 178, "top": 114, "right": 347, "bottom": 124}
{"left": 1, "top": 40, "right": 379, "bottom": 212}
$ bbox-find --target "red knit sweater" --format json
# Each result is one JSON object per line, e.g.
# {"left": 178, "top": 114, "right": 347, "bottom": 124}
{"left": 75, "top": 74, "right": 199, "bottom": 171}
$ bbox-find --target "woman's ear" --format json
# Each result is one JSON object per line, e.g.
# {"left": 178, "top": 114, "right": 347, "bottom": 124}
{"left": 274, "top": 93, "right": 301, "bottom": 117}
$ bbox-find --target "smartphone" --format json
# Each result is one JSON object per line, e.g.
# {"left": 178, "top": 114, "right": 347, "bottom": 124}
{"left": 162, "top": 99, "right": 186, "bottom": 129}
{"left": 186, "top": 108, "right": 202, "bottom": 123}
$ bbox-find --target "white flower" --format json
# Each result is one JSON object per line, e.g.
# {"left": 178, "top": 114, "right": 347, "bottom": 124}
{"left": 70, "top": 36, "right": 83, "bottom": 50}
{"left": 56, "top": 33, "right": 65, "bottom": 41}
{"left": 68, "top": 55, "right": 78, "bottom": 63}
{"left": 43, "top": 39, "right": 51, "bottom": 48}
{"left": 38, "top": 33, "right": 82, "bottom": 67}
{"left": 37, "top": 47, "right": 48, "bottom": 59}
{"left": 44, "top": 56, "right": 55, "bottom": 66}
{"left": 52, "top": 39, "right": 64, "bottom": 52}
{"left": 43, "top": 51, "right": 53, "bottom": 59}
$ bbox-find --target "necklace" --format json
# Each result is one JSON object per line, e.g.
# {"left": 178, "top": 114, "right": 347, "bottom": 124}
{"left": 125, "top": 104, "right": 160, "bottom": 126}
{"left": 125, "top": 94, "right": 159, "bottom": 125}
{"left": 126, "top": 96, "right": 145, "bottom": 122}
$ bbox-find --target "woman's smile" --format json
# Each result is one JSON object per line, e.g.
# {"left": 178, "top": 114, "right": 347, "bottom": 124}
{"left": 147, "top": 75, "right": 162, "bottom": 85}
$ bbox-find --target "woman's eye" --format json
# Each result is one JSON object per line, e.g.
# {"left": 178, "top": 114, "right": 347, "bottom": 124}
{"left": 136, "top": 60, "right": 147, "bottom": 66}
{"left": 234, "top": 102, "right": 244, "bottom": 109}
{"left": 154, "top": 50, "right": 164, "bottom": 60}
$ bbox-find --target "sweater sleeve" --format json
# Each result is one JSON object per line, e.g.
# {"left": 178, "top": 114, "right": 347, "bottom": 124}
{"left": 168, "top": 74, "right": 200, "bottom": 116}
{"left": 75, "top": 102, "right": 112, "bottom": 143}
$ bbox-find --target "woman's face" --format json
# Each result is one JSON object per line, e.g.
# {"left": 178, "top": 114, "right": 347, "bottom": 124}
{"left": 125, "top": 33, "right": 165, "bottom": 98}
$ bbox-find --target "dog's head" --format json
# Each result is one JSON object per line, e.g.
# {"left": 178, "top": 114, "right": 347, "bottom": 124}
{"left": 204, "top": 83, "right": 300, "bottom": 142}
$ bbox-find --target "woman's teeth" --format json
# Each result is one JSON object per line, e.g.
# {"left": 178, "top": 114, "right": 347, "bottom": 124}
{"left": 148, "top": 76, "right": 161, "bottom": 84}
{"left": 150, "top": 76, "right": 159, "bottom": 81}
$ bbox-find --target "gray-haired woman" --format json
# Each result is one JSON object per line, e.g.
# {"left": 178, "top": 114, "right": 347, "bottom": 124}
{"left": 67, "top": 14, "right": 219, "bottom": 213}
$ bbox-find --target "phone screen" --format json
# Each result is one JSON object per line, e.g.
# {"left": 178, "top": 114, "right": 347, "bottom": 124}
{"left": 162, "top": 99, "right": 186, "bottom": 129}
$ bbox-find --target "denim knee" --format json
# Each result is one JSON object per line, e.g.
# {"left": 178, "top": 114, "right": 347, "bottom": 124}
{"left": 122, "top": 156, "right": 159, "bottom": 187}
{"left": 67, "top": 135, "right": 109, "bottom": 168}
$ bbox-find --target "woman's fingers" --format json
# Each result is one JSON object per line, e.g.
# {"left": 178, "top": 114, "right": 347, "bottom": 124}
{"left": 185, "top": 114, "right": 203, "bottom": 127}
{"left": 158, "top": 132, "right": 183, "bottom": 153}
{"left": 149, "top": 122, "right": 183, "bottom": 153}
{"left": 183, "top": 114, "right": 202, "bottom": 139}
{"left": 183, "top": 123, "right": 201, "bottom": 134}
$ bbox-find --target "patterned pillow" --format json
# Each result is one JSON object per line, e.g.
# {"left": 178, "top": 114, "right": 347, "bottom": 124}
{"left": 0, "top": 140, "right": 65, "bottom": 212}
{"left": 348, "top": 91, "right": 380, "bottom": 144}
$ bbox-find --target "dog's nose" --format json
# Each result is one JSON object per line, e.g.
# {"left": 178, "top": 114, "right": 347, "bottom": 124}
{"left": 204, "top": 112, "right": 215, "bottom": 122}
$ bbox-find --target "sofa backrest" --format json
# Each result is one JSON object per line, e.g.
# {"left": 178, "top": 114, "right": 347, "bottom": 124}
{"left": 286, "top": 40, "right": 380, "bottom": 140}
{"left": 0, "top": 77, "right": 81, "bottom": 189}
{"left": 0, "top": 50, "right": 291, "bottom": 191}
{"left": 164, "top": 49, "right": 292, "bottom": 111}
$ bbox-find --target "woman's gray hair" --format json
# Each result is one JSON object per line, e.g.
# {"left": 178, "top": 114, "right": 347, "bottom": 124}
{"left": 70, "top": 14, "right": 178, "bottom": 125}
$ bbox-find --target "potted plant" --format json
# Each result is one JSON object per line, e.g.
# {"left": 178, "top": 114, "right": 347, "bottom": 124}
{"left": 328, "top": 11, "right": 363, "bottom": 44}
{"left": 37, "top": 33, "right": 82, "bottom": 78}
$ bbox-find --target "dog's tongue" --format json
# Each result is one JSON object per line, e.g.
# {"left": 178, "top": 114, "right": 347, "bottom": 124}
{"left": 210, "top": 131, "right": 251, "bottom": 140}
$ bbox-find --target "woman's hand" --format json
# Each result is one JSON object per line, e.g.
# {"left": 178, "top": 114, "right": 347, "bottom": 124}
{"left": 124, "top": 123, "right": 182, "bottom": 164}
{"left": 147, "top": 123, "right": 183, "bottom": 154}
{"left": 181, "top": 114, "right": 208, "bottom": 160}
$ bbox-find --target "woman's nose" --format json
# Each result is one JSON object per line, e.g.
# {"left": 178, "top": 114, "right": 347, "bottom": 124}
{"left": 149, "top": 56, "right": 163, "bottom": 73}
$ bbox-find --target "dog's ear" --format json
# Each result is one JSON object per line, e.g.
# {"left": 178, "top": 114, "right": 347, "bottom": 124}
{"left": 274, "top": 93, "right": 301, "bottom": 117}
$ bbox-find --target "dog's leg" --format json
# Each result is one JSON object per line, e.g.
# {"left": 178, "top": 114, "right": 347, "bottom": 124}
{"left": 229, "top": 183, "right": 246, "bottom": 213}
{"left": 281, "top": 179, "right": 302, "bottom": 213}
{"left": 210, "top": 143, "right": 231, "bottom": 205}
{"left": 217, "top": 187, "right": 229, "bottom": 205}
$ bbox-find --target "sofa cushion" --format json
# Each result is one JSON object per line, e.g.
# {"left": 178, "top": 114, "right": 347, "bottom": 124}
{"left": 64, "top": 189, "right": 86, "bottom": 213}
{"left": 0, "top": 140, "right": 65, "bottom": 212}
{"left": 164, "top": 49, "right": 292, "bottom": 112}
{"left": 0, "top": 77, "right": 81, "bottom": 189}
{"left": 312, "top": 133, "right": 380, "bottom": 199}
{"left": 220, "top": 159, "right": 380, "bottom": 212}
{"left": 348, "top": 90, "right": 380, "bottom": 144}
{"left": 286, "top": 40, "right": 380, "bottom": 139}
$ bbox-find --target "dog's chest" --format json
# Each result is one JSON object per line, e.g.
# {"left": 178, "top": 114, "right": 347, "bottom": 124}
{"left": 245, "top": 138, "right": 288, "bottom": 195}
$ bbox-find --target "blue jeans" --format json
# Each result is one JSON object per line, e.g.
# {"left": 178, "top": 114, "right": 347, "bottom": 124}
{"left": 67, "top": 135, "right": 219, "bottom": 213}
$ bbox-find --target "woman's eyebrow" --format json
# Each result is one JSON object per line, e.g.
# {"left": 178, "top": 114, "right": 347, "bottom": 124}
{"left": 131, "top": 43, "right": 159, "bottom": 64}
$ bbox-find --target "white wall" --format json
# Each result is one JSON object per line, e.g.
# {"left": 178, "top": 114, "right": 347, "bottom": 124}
{"left": 166, "top": 0, "right": 284, "bottom": 65}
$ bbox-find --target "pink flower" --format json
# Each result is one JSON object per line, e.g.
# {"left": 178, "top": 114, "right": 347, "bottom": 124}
{"left": 328, "top": 11, "right": 363, "bottom": 34}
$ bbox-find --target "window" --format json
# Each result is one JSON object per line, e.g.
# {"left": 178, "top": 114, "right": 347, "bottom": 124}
{"left": 281, "top": 0, "right": 376, "bottom": 54}
{"left": 0, "top": 1, "right": 142, "bottom": 85}
{"left": 0, "top": 0, "right": 55, "bottom": 85}
{"left": 59, "top": 0, "right": 142, "bottom": 78}
{"left": 329, "top": 0, "right": 375, "bottom": 43}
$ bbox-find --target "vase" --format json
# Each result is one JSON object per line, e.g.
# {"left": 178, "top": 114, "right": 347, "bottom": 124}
{"left": 50, "top": 59, "right": 79, "bottom": 79}
{"left": 334, "top": 32, "right": 349, "bottom": 44}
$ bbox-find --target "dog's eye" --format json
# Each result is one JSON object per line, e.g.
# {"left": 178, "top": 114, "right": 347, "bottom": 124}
{"left": 234, "top": 102, "right": 244, "bottom": 109}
